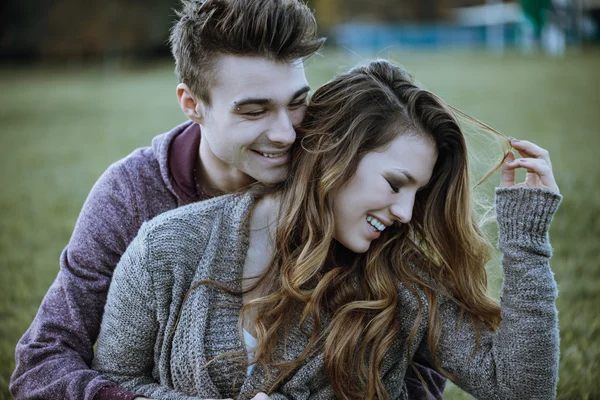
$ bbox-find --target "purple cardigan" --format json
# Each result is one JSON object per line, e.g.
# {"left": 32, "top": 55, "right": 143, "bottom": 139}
{"left": 10, "top": 121, "right": 445, "bottom": 400}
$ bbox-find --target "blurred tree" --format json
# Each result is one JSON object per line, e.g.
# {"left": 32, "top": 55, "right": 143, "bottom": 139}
{"left": 521, "top": 0, "right": 551, "bottom": 36}
{"left": 1, "top": 0, "right": 175, "bottom": 60}
{"left": 1, "top": 0, "right": 516, "bottom": 59}
{"left": 312, "top": 0, "right": 342, "bottom": 28}
{"left": 0, "top": 0, "right": 52, "bottom": 59}
{"left": 308, "top": 0, "right": 512, "bottom": 30}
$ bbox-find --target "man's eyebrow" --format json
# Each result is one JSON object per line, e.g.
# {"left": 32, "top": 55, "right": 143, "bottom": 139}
{"left": 291, "top": 86, "right": 311, "bottom": 100}
{"left": 232, "top": 86, "right": 311, "bottom": 109}
{"left": 233, "top": 97, "right": 271, "bottom": 108}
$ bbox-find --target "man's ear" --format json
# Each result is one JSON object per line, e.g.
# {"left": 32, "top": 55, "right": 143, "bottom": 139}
{"left": 177, "top": 83, "right": 206, "bottom": 123}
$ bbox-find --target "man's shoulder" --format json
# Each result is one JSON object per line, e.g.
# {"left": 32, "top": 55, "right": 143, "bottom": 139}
{"left": 105, "top": 120, "right": 193, "bottom": 182}
{"left": 91, "top": 122, "right": 194, "bottom": 211}
{"left": 108, "top": 132, "right": 167, "bottom": 181}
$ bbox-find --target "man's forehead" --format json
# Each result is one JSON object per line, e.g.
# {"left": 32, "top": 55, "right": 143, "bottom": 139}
{"left": 211, "top": 55, "right": 308, "bottom": 102}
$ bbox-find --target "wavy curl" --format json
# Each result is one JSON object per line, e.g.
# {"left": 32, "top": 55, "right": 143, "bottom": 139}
{"left": 235, "top": 59, "right": 510, "bottom": 399}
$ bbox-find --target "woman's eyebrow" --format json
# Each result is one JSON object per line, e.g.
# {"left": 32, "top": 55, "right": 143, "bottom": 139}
{"left": 393, "top": 168, "right": 417, "bottom": 185}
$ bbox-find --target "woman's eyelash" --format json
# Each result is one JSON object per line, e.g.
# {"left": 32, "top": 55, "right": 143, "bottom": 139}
{"left": 387, "top": 179, "right": 401, "bottom": 193}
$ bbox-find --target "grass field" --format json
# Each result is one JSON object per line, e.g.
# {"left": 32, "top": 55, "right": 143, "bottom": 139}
{"left": 1, "top": 49, "right": 599, "bottom": 399}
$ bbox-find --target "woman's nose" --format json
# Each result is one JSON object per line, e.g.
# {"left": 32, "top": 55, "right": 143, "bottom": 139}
{"left": 390, "top": 195, "right": 414, "bottom": 224}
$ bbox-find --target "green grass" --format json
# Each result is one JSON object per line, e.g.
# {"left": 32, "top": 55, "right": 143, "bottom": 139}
{"left": 1, "top": 49, "right": 599, "bottom": 399}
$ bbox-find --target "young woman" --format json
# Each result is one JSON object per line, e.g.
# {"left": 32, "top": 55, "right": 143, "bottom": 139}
{"left": 92, "top": 60, "right": 561, "bottom": 400}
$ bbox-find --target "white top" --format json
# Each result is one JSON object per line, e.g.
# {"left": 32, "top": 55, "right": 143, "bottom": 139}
{"left": 243, "top": 328, "right": 257, "bottom": 376}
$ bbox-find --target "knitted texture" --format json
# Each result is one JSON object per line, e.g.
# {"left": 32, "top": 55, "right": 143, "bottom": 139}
{"left": 93, "top": 187, "right": 561, "bottom": 400}
{"left": 10, "top": 120, "right": 445, "bottom": 400}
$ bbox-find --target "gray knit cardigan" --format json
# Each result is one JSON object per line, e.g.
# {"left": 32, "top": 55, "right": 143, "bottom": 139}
{"left": 92, "top": 187, "right": 561, "bottom": 400}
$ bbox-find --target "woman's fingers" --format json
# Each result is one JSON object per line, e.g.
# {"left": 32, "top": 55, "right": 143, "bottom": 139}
{"left": 503, "top": 157, "right": 560, "bottom": 194}
{"left": 500, "top": 151, "right": 516, "bottom": 188}
{"left": 509, "top": 138, "right": 552, "bottom": 168}
{"left": 502, "top": 138, "right": 560, "bottom": 194}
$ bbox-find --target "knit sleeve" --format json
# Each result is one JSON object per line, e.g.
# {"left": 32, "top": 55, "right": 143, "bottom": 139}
{"left": 426, "top": 187, "right": 561, "bottom": 400}
{"left": 92, "top": 224, "right": 198, "bottom": 400}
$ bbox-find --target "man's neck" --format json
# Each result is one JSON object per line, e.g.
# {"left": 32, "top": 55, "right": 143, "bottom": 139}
{"left": 196, "top": 140, "right": 255, "bottom": 197}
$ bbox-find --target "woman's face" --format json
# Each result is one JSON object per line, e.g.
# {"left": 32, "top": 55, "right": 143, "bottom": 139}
{"left": 332, "top": 133, "right": 437, "bottom": 253}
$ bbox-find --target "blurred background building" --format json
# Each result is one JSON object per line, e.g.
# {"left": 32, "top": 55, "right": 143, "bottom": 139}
{"left": 319, "top": 0, "right": 599, "bottom": 55}
{"left": 1, "top": 0, "right": 598, "bottom": 61}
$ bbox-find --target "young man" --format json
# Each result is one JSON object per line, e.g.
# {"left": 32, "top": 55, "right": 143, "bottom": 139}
{"left": 10, "top": 1, "right": 445, "bottom": 399}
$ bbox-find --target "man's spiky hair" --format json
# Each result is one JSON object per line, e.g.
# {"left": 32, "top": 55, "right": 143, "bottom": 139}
{"left": 169, "top": 0, "right": 325, "bottom": 104}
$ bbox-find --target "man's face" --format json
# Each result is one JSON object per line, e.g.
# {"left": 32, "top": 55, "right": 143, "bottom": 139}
{"left": 198, "top": 55, "right": 310, "bottom": 185}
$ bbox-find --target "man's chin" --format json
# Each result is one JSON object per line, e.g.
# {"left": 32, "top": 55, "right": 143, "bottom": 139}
{"left": 250, "top": 169, "right": 289, "bottom": 186}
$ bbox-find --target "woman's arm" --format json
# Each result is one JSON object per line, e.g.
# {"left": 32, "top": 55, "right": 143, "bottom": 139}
{"left": 91, "top": 224, "right": 199, "bottom": 400}
{"left": 432, "top": 187, "right": 560, "bottom": 399}
{"left": 429, "top": 139, "right": 562, "bottom": 399}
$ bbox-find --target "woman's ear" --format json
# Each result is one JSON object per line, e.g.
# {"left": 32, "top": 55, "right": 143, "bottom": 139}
{"left": 177, "top": 83, "right": 206, "bottom": 123}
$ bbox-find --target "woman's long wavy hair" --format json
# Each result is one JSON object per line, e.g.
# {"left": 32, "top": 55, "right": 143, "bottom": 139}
{"left": 241, "top": 59, "right": 504, "bottom": 399}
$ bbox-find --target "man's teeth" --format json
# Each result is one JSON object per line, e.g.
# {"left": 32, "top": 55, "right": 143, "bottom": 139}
{"left": 366, "top": 216, "right": 386, "bottom": 232}
{"left": 261, "top": 151, "right": 288, "bottom": 158}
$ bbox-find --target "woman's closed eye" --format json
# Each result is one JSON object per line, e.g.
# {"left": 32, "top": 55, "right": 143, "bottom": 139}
{"left": 386, "top": 179, "right": 402, "bottom": 193}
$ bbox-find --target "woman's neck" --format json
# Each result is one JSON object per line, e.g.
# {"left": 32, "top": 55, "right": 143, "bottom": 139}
{"left": 250, "top": 193, "right": 280, "bottom": 235}
{"left": 242, "top": 194, "right": 281, "bottom": 290}
{"left": 241, "top": 194, "right": 281, "bottom": 335}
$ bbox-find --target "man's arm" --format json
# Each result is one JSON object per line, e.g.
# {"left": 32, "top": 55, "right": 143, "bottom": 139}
{"left": 10, "top": 161, "right": 152, "bottom": 400}
{"left": 404, "top": 355, "right": 446, "bottom": 399}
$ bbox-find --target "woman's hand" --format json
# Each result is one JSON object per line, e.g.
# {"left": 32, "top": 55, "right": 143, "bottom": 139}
{"left": 501, "top": 138, "right": 560, "bottom": 194}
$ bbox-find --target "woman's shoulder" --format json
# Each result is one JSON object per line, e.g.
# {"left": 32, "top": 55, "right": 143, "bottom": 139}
{"left": 133, "top": 192, "right": 253, "bottom": 265}
{"left": 395, "top": 257, "right": 455, "bottom": 308}
{"left": 145, "top": 192, "right": 250, "bottom": 233}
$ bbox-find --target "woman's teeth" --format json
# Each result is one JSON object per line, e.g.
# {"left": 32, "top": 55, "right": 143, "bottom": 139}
{"left": 366, "top": 216, "right": 386, "bottom": 232}
{"left": 261, "top": 151, "right": 288, "bottom": 158}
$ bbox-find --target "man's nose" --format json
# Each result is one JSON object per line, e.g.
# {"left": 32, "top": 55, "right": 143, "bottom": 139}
{"left": 267, "top": 110, "right": 296, "bottom": 146}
